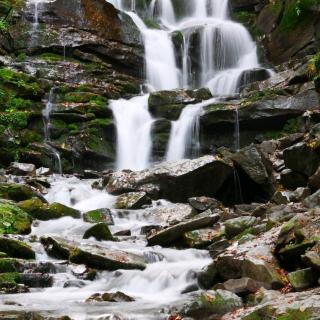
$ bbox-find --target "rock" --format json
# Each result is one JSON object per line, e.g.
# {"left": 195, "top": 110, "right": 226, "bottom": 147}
{"left": 303, "top": 190, "right": 320, "bottom": 208}
{"left": 18, "top": 199, "right": 81, "bottom": 220}
{"left": 147, "top": 211, "right": 220, "bottom": 247}
{"left": 140, "top": 225, "right": 162, "bottom": 235}
{"left": 0, "top": 183, "right": 40, "bottom": 202}
{"left": 7, "top": 162, "right": 36, "bottom": 176}
{"left": 287, "top": 268, "right": 318, "bottom": 291}
{"left": 216, "top": 227, "right": 285, "bottom": 289}
{"left": 280, "top": 169, "right": 308, "bottom": 190}
{"left": 20, "top": 273, "right": 53, "bottom": 288}
{"left": 83, "top": 208, "right": 114, "bottom": 225}
{"left": 0, "top": 258, "right": 24, "bottom": 273}
{"left": 271, "top": 191, "right": 290, "bottom": 205}
{"left": 41, "top": 236, "right": 145, "bottom": 271}
{"left": 0, "top": 237, "right": 35, "bottom": 259}
{"left": 87, "top": 291, "right": 134, "bottom": 303}
{"left": 208, "top": 239, "right": 231, "bottom": 259}
{"left": 215, "top": 277, "right": 271, "bottom": 295}
{"left": 283, "top": 142, "right": 320, "bottom": 177}
{"left": 0, "top": 201, "right": 32, "bottom": 235}
{"left": 188, "top": 196, "right": 221, "bottom": 212}
{"left": 63, "top": 280, "right": 86, "bottom": 288}
{"left": 290, "top": 187, "right": 311, "bottom": 202}
{"left": 275, "top": 211, "right": 320, "bottom": 268}
{"left": 231, "top": 144, "right": 274, "bottom": 196}
{"left": 115, "top": 192, "right": 151, "bottom": 210}
{"left": 309, "top": 166, "right": 320, "bottom": 191}
{"left": 302, "top": 243, "right": 320, "bottom": 271}
{"left": 179, "top": 289, "right": 243, "bottom": 319}
{"left": 107, "top": 156, "right": 233, "bottom": 203}
{"left": 224, "top": 216, "right": 257, "bottom": 239}
{"left": 183, "top": 228, "right": 223, "bottom": 249}
{"left": 83, "top": 223, "right": 114, "bottom": 241}
{"left": 35, "top": 167, "right": 52, "bottom": 176}
{"left": 197, "top": 263, "right": 218, "bottom": 290}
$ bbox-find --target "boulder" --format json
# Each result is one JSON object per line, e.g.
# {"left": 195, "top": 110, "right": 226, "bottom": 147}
{"left": 183, "top": 228, "right": 224, "bottom": 249}
{"left": 83, "top": 208, "right": 114, "bottom": 225}
{"left": 0, "top": 201, "right": 32, "bottom": 235}
{"left": 224, "top": 216, "right": 257, "bottom": 239}
{"left": 87, "top": 291, "right": 134, "bottom": 303}
{"left": 302, "top": 243, "right": 320, "bottom": 271}
{"left": 179, "top": 290, "right": 243, "bottom": 319}
{"left": 283, "top": 142, "right": 320, "bottom": 177}
{"left": 7, "top": 162, "right": 36, "bottom": 176}
{"left": 18, "top": 199, "right": 81, "bottom": 220}
{"left": 83, "top": 223, "right": 114, "bottom": 241}
{"left": 107, "top": 156, "right": 234, "bottom": 203}
{"left": 147, "top": 211, "right": 220, "bottom": 247}
{"left": 287, "top": 268, "right": 318, "bottom": 291}
{"left": 0, "top": 183, "right": 40, "bottom": 202}
{"left": 115, "top": 192, "right": 151, "bottom": 210}
{"left": 304, "top": 190, "right": 320, "bottom": 208}
{"left": 216, "top": 227, "right": 285, "bottom": 288}
{"left": 0, "top": 237, "right": 35, "bottom": 259}
{"left": 188, "top": 196, "right": 221, "bottom": 212}
{"left": 280, "top": 169, "right": 308, "bottom": 190}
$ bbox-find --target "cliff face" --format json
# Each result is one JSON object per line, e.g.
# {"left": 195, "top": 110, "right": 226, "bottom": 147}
{"left": 230, "top": 0, "right": 320, "bottom": 64}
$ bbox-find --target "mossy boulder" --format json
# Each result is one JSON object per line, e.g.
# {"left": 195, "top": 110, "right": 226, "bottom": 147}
{"left": 0, "top": 201, "right": 32, "bottom": 235}
{"left": 83, "top": 208, "right": 114, "bottom": 224}
{"left": 0, "top": 258, "right": 24, "bottom": 273}
{"left": 83, "top": 223, "right": 114, "bottom": 241}
{"left": 18, "top": 199, "right": 81, "bottom": 220}
{"left": 287, "top": 268, "right": 318, "bottom": 291}
{"left": 302, "top": 243, "right": 320, "bottom": 271}
{"left": 0, "top": 272, "right": 21, "bottom": 287}
{"left": 0, "top": 183, "right": 38, "bottom": 202}
{"left": 224, "top": 216, "right": 257, "bottom": 239}
{"left": 0, "top": 237, "right": 35, "bottom": 259}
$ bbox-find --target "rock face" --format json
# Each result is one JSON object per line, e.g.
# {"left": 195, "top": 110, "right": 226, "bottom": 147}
{"left": 107, "top": 156, "right": 234, "bottom": 202}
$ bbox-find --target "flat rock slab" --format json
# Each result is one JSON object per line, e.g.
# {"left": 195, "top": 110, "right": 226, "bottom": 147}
{"left": 147, "top": 212, "right": 220, "bottom": 247}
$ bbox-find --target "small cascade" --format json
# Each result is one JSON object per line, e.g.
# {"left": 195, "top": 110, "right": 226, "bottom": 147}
{"left": 110, "top": 95, "right": 153, "bottom": 171}
{"left": 43, "top": 88, "right": 63, "bottom": 174}
{"left": 166, "top": 98, "right": 217, "bottom": 161}
{"left": 234, "top": 107, "right": 240, "bottom": 151}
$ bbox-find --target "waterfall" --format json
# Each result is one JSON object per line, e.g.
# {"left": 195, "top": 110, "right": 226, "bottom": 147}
{"left": 43, "top": 88, "right": 63, "bottom": 174}
{"left": 107, "top": 0, "right": 267, "bottom": 166}
{"left": 110, "top": 95, "right": 153, "bottom": 171}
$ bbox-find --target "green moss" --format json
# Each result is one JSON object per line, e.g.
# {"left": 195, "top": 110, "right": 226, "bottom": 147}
{"left": 279, "top": 0, "right": 317, "bottom": 31}
{"left": 0, "top": 111, "right": 28, "bottom": 129}
{"left": 0, "top": 201, "right": 32, "bottom": 235}
{"left": 144, "top": 19, "right": 161, "bottom": 29}
{"left": 276, "top": 308, "right": 312, "bottom": 320}
{"left": 0, "top": 258, "right": 21, "bottom": 273}
{"left": 0, "top": 272, "right": 21, "bottom": 285}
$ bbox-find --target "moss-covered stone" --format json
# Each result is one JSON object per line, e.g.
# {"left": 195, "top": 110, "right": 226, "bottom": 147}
{"left": 0, "top": 183, "right": 37, "bottom": 201}
{"left": 0, "top": 237, "right": 35, "bottom": 259}
{"left": 0, "top": 258, "right": 23, "bottom": 273}
{"left": 18, "top": 199, "right": 81, "bottom": 220}
{"left": 287, "top": 268, "right": 318, "bottom": 291}
{"left": 0, "top": 272, "right": 21, "bottom": 286}
{"left": 0, "top": 201, "right": 32, "bottom": 235}
{"left": 224, "top": 216, "right": 257, "bottom": 239}
{"left": 83, "top": 223, "right": 114, "bottom": 241}
{"left": 83, "top": 208, "right": 114, "bottom": 224}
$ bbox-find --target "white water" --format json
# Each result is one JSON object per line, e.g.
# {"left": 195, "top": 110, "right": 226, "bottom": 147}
{"left": 0, "top": 176, "right": 211, "bottom": 319}
{"left": 42, "top": 88, "right": 63, "bottom": 174}
{"left": 110, "top": 95, "right": 154, "bottom": 171}
{"left": 107, "top": 0, "right": 264, "bottom": 168}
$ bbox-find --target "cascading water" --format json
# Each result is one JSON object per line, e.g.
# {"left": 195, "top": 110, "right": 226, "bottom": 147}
{"left": 42, "top": 88, "right": 63, "bottom": 174}
{"left": 108, "top": 0, "right": 266, "bottom": 167}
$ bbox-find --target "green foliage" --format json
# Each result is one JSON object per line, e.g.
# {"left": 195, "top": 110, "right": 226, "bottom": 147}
{"left": 279, "top": 0, "right": 317, "bottom": 31}
{"left": 0, "top": 111, "right": 28, "bottom": 129}
{"left": 144, "top": 19, "right": 161, "bottom": 29}
{"left": 0, "top": 19, "right": 8, "bottom": 32}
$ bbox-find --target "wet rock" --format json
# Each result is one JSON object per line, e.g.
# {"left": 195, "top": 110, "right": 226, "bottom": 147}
{"left": 83, "top": 223, "right": 114, "bottom": 241}
{"left": 63, "top": 280, "right": 86, "bottom": 288}
{"left": 20, "top": 273, "right": 53, "bottom": 288}
{"left": 83, "top": 208, "right": 114, "bottom": 225}
{"left": 147, "top": 212, "right": 220, "bottom": 247}
{"left": 0, "top": 201, "right": 32, "bottom": 235}
{"left": 188, "top": 196, "right": 221, "bottom": 212}
{"left": 115, "top": 192, "right": 151, "bottom": 210}
{"left": 140, "top": 225, "right": 162, "bottom": 235}
{"left": 107, "top": 156, "right": 233, "bottom": 203}
{"left": 216, "top": 227, "right": 285, "bottom": 288}
{"left": 197, "top": 263, "right": 218, "bottom": 290}
{"left": 179, "top": 289, "right": 243, "bottom": 319}
{"left": 114, "top": 229, "right": 131, "bottom": 236}
{"left": 280, "top": 169, "right": 308, "bottom": 190}
{"left": 87, "top": 291, "right": 135, "bottom": 303}
{"left": 35, "top": 167, "right": 52, "bottom": 177}
{"left": 224, "top": 216, "right": 257, "bottom": 239}
{"left": 0, "top": 237, "right": 35, "bottom": 260}
{"left": 7, "top": 162, "right": 36, "bottom": 176}
{"left": 287, "top": 268, "right": 318, "bottom": 291}
{"left": 40, "top": 237, "right": 71, "bottom": 260}
{"left": 215, "top": 277, "right": 271, "bottom": 295}
{"left": 18, "top": 199, "right": 81, "bottom": 220}
{"left": 0, "top": 258, "right": 24, "bottom": 273}
{"left": 283, "top": 142, "right": 320, "bottom": 177}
